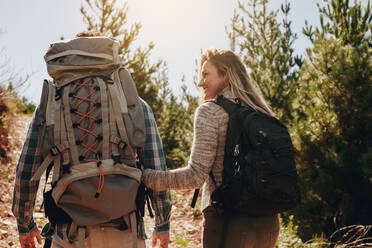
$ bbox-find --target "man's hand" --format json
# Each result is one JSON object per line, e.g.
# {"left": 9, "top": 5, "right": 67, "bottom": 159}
{"left": 19, "top": 228, "right": 42, "bottom": 248}
{"left": 152, "top": 231, "right": 170, "bottom": 248}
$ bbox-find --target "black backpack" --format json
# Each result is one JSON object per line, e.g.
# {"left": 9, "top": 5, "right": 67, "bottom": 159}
{"left": 192, "top": 96, "right": 301, "bottom": 216}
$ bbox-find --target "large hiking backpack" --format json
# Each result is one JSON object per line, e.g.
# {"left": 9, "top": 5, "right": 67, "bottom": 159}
{"left": 210, "top": 96, "right": 301, "bottom": 216}
{"left": 31, "top": 37, "right": 148, "bottom": 245}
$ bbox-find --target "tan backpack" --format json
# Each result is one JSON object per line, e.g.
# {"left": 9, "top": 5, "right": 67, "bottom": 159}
{"left": 31, "top": 37, "right": 146, "bottom": 247}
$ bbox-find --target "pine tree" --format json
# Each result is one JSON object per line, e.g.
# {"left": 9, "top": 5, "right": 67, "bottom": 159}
{"left": 228, "top": 0, "right": 302, "bottom": 126}
{"left": 80, "top": 0, "right": 166, "bottom": 115}
{"left": 293, "top": 0, "right": 372, "bottom": 240}
{"left": 157, "top": 85, "right": 198, "bottom": 169}
{"left": 303, "top": 0, "right": 371, "bottom": 46}
{"left": 155, "top": 67, "right": 198, "bottom": 169}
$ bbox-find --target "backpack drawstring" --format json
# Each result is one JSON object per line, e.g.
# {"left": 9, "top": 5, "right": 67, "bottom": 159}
{"left": 95, "top": 160, "right": 104, "bottom": 198}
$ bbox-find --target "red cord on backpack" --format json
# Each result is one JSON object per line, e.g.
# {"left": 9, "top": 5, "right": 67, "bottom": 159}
{"left": 95, "top": 161, "right": 104, "bottom": 198}
{"left": 71, "top": 77, "right": 104, "bottom": 198}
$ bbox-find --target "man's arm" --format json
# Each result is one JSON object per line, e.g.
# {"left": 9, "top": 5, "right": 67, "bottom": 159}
{"left": 12, "top": 80, "right": 48, "bottom": 248}
{"left": 140, "top": 99, "right": 172, "bottom": 234}
{"left": 12, "top": 107, "right": 43, "bottom": 235}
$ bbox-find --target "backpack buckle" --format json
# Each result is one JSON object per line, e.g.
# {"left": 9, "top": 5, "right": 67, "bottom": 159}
{"left": 41, "top": 222, "right": 55, "bottom": 237}
{"left": 55, "top": 87, "right": 62, "bottom": 101}
{"left": 233, "top": 162, "right": 240, "bottom": 175}
{"left": 118, "top": 139, "right": 127, "bottom": 150}
{"left": 234, "top": 98, "right": 242, "bottom": 105}
{"left": 112, "top": 155, "right": 121, "bottom": 164}
{"left": 103, "top": 76, "right": 114, "bottom": 84}
{"left": 234, "top": 144, "right": 240, "bottom": 157}
{"left": 50, "top": 145, "right": 61, "bottom": 156}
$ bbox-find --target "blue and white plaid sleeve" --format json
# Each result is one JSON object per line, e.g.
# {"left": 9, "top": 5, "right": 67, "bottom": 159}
{"left": 140, "top": 99, "right": 172, "bottom": 233}
{"left": 12, "top": 108, "right": 43, "bottom": 235}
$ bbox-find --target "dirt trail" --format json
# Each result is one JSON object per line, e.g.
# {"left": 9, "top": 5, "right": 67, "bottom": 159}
{"left": 0, "top": 115, "right": 202, "bottom": 248}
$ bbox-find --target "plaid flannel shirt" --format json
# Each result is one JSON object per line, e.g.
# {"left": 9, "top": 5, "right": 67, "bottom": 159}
{"left": 12, "top": 98, "right": 171, "bottom": 239}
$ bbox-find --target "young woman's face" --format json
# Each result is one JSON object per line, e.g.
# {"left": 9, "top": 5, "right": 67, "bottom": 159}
{"left": 198, "top": 60, "right": 226, "bottom": 101}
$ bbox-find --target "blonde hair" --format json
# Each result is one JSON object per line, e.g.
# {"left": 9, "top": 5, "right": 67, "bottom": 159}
{"left": 199, "top": 49, "right": 275, "bottom": 117}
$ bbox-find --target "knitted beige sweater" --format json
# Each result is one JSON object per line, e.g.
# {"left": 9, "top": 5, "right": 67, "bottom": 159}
{"left": 142, "top": 101, "right": 228, "bottom": 211}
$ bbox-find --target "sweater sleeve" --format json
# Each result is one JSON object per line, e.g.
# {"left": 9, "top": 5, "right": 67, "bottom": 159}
{"left": 142, "top": 102, "right": 219, "bottom": 191}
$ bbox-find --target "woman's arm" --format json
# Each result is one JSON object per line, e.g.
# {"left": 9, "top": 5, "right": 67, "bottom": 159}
{"left": 142, "top": 102, "right": 219, "bottom": 191}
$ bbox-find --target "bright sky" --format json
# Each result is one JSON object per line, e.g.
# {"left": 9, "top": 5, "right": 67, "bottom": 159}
{"left": 0, "top": 0, "right": 367, "bottom": 103}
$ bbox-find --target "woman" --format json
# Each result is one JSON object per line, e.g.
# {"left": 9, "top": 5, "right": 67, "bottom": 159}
{"left": 142, "top": 49, "right": 280, "bottom": 248}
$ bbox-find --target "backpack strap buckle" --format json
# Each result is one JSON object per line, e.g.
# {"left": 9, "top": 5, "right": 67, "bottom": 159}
{"left": 55, "top": 87, "right": 62, "bottom": 101}
{"left": 50, "top": 145, "right": 61, "bottom": 156}
{"left": 118, "top": 139, "right": 127, "bottom": 150}
{"left": 110, "top": 136, "right": 128, "bottom": 150}
{"left": 234, "top": 98, "right": 242, "bottom": 105}
{"left": 49, "top": 143, "right": 69, "bottom": 156}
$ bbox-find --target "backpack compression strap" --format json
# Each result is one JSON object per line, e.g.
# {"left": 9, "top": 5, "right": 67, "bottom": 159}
{"left": 107, "top": 69, "right": 134, "bottom": 155}
{"left": 108, "top": 94, "right": 122, "bottom": 161}
{"left": 97, "top": 78, "right": 110, "bottom": 159}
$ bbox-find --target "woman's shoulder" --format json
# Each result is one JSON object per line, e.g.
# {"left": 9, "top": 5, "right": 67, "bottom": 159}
{"left": 196, "top": 100, "right": 229, "bottom": 119}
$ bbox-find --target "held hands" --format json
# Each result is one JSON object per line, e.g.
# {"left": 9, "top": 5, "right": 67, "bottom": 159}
{"left": 152, "top": 231, "right": 170, "bottom": 248}
{"left": 19, "top": 228, "right": 42, "bottom": 248}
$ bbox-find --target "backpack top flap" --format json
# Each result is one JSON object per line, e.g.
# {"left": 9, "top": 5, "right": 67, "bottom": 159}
{"left": 44, "top": 37, "right": 120, "bottom": 87}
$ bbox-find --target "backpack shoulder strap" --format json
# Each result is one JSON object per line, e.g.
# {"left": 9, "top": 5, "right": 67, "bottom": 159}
{"left": 191, "top": 97, "right": 240, "bottom": 209}
{"left": 213, "top": 96, "right": 241, "bottom": 116}
{"left": 213, "top": 96, "right": 258, "bottom": 117}
{"left": 46, "top": 80, "right": 56, "bottom": 126}
{"left": 31, "top": 80, "right": 62, "bottom": 182}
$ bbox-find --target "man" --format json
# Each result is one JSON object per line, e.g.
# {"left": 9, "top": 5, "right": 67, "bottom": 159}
{"left": 12, "top": 31, "right": 171, "bottom": 248}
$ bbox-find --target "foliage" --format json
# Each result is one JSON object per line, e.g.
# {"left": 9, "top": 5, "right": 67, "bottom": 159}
{"left": 157, "top": 82, "right": 198, "bottom": 169}
{"left": 292, "top": 0, "right": 372, "bottom": 240}
{"left": 277, "top": 216, "right": 328, "bottom": 248}
{"left": 80, "top": 0, "right": 165, "bottom": 115}
{"left": 15, "top": 96, "right": 36, "bottom": 115}
{"left": 303, "top": 0, "right": 372, "bottom": 46}
{"left": 0, "top": 87, "right": 31, "bottom": 162}
{"left": 80, "top": 0, "right": 198, "bottom": 169}
{"left": 277, "top": 217, "right": 372, "bottom": 247}
{"left": 228, "top": 0, "right": 302, "bottom": 126}
{"left": 173, "top": 231, "right": 190, "bottom": 247}
{"left": 0, "top": 88, "right": 11, "bottom": 162}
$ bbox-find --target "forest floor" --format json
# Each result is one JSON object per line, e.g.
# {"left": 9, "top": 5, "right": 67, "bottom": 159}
{"left": 0, "top": 115, "right": 203, "bottom": 248}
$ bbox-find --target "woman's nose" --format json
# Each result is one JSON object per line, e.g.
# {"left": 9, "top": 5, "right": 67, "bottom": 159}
{"left": 198, "top": 78, "right": 206, "bottom": 87}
